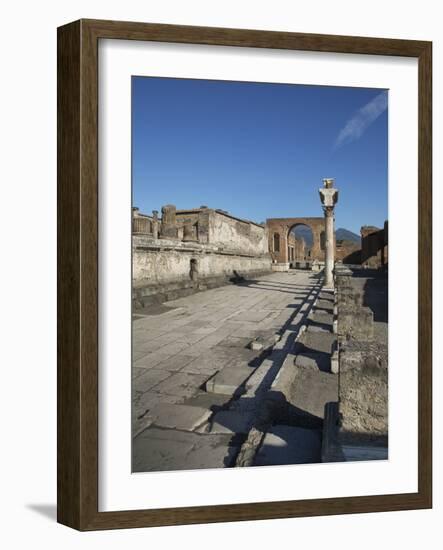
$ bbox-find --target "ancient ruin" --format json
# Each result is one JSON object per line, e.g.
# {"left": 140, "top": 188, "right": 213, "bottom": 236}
{"left": 132, "top": 180, "right": 388, "bottom": 471}
{"left": 132, "top": 206, "right": 271, "bottom": 307}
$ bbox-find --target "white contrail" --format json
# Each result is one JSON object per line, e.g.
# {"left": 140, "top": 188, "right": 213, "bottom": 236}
{"left": 334, "top": 91, "right": 388, "bottom": 148}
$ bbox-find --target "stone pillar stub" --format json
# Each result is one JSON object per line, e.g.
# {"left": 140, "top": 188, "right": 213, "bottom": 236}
{"left": 160, "top": 204, "right": 178, "bottom": 239}
{"left": 183, "top": 222, "right": 198, "bottom": 242}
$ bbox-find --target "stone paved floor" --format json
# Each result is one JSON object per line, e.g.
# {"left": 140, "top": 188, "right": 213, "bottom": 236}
{"left": 132, "top": 270, "right": 322, "bottom": 472}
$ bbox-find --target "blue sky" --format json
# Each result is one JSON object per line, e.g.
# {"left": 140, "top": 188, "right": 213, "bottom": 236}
{"left": 132, "top": 77, "right": 388, "bottom": 234}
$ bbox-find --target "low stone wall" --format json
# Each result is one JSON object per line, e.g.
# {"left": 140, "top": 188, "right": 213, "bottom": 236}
{"left": 133, "top": 236, "right": 272, "bottom": 306}
{"left": 322, "top": 267, "right": 388, "bottom": 461}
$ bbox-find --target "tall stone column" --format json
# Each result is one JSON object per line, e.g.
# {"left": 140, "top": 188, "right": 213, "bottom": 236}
{"left": 319, "top": 178, "right": 339, "bottom": 289}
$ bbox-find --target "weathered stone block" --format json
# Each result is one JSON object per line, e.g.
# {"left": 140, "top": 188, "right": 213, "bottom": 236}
{"left": 295, "top": 352, "right": 330, "bottom": 371}
{"left": 338, "top": 306, "right": 374, "bottom": 340}
{"left": 148, "top": 403, "right": 212, "bottom": 431}
{"left": 289, "top": 366, "right": 339, "bottom": 425}
{"left": 296, "top": 331, "right": 336, "bottom": 355}
{"left": 338, "top": 340, "right": 388, "bottom": 445}
{"left": 249, "top": 338, "right": 264, "bottom": 351}
{"left": 205, "top": 364, "right": 253, "bottom": 396}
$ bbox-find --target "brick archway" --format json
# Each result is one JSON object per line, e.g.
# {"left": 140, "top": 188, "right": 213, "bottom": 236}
{"left": 266, "top": 217, "right": 325, "bottom": 264}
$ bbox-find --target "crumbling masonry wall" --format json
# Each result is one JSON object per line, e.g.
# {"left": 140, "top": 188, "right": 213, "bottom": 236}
{"left": 361, "top": 222, "right": 388, "bottom": 269}
{"left": 133, "top": 206, "right": 272, "bottom": 306}
{"left": 335, "top": 268, "right": 388, "bottom": 448}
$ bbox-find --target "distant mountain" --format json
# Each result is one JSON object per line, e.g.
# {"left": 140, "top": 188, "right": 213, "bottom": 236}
{"left": 335, "top": 228, "right": 360, "bottom": 243}
{"left": 290, "top": 225, "right": 314, "bottom": 246}
{"left": 289, "top": 225, "right": 360, "bottom": 246}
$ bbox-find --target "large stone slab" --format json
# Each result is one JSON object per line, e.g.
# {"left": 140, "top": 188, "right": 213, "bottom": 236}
{"left": 207, "top": 410, "right": 255, "bottom": 434}
{"left": 183, "top": 391, "right": 232, "bottom": 409}
{"left": 148, "top": 403, "right": 213, "bottom": 431}
{"left": 133, "top": 428, "right": 237, "bottom": 472}
{"left": 216, "top": 336, "right": 252, "bottom": 348}
{"left": 152, "top": 372, "right": 209, "bottom": 399}
{"left": 254, "top": 425, "right": 322, "bottom": 466}
{"left": 205, "top": 364, "right": 254, "bottom": 396}
{"left": 133, "top": 368, "right": 172, "bottom": 393}
{"left": 180, "top": 355, "right": 225, "bottom": 375}
{"left": 155, "top": 354, "right": 197, "bottom": 372}
{"left": 232, "top": 310, "right": 271, "bottom": 322}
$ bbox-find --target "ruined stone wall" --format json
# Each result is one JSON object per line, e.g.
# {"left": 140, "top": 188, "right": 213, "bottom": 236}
{"left": 132, "top": 208, "right": 154, "bottom": 234}
{"left": 209, "top": 210, "right": 268, "bottom": 255}
{"left": 335, "top": 268, "right": 388, "bottom": 448}
{"left": 361, "top": 223, "right": 388, "bottom": 268}
{"left": 133, "top": 239, "right": 271, "bottom": 287}
{"left": 132, "top": 206, "right": 272, "bottom": 306}
{"left": 335, "top": 240, "right": 361, "bottom": 264}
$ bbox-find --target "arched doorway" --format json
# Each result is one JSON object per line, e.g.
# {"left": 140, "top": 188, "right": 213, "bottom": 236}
{"left": 266, "top": 217, "right": 324, "bottom": 269}
{"left": 288, "top": 223, "right": 314, "bottom": 268}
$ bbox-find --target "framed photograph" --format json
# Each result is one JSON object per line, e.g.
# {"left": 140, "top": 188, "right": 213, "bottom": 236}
{"left": 57, "top": 19, "right": 432, "bottom": 530}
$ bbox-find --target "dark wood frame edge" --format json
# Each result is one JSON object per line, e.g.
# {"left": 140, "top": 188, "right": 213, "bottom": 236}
{"left": 57, "top": 19, "right": 432, "bottom": 531}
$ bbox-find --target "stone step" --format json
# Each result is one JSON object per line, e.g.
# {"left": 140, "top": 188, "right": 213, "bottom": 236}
{"left": 314, "top": 299, "right": 334, "bottom": 313}
{"left": 306, "top": 308, "right": 333, "bottom": 332}
{"left": 318, "top": 290, "right": 335, "bottom": 302}
{"left": 296, "top": 331, "right": 336, "bottom": 355}
{"left": 294, "top": 352, "right": 331, "bottom": 372}
{"left": 309, "top": 310, "right": 333, "bottom": 324}
{"left": 205, "top": 364, "right": 254, "bottom": 396}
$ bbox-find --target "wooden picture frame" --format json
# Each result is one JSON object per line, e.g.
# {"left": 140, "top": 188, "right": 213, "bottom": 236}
{"left": 57, "top": 19, "right": 432, "bottom": 530}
